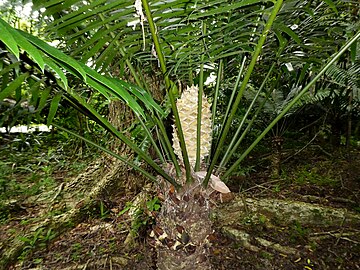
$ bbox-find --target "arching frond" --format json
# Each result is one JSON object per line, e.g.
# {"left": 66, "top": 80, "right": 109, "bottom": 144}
{"left": 33, "top": 0, "right": 272, "bottom": 81}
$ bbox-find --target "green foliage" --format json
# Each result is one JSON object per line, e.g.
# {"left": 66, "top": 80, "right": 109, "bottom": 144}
{"left": 20, "top": 228, "right": 56, "bottom": 248}
{"left": 289, "top": 220, "right": 309, "bottom": 243}
{"left": 260, "top": 251, "right": 274, "bottom": 260}
{"left": 286, "top": 164, "right": 340, "bottom": 187}
{"left": 1, "top": 0, "right": 359, "bottom": 189}
{"left": 0, "top": 131, "right": 97, "bottom": 224}
{"left": 82, "top": 200, "right": 109, "bottom": 220}
{"left": 118, "top": 196, "right": 161, "bottom": 238}
{"left": 71, "top": 243, "right": 82, "bottom": 261}
{"left": 0, "top": 160, "right": 54, "bottom": 201}
{"left": 272, "top": 184, "right": 281, "bottom": 193}
{"left": 295, "top": 59, "right": 360, "bottom": 114}
{"left": 34, "top": 0, "right": 272, "bottom": 80}
{"left": 146, "top": 196, "right": 161, "bottom": 212}
{"left": 99, "top": 201, "right": 110, "bottom": 220}
{"left": 18, "top": 228, "right": 57, "bottom": 260}
{"left": 130, "top": 196, "right": 161, "bottom": 236}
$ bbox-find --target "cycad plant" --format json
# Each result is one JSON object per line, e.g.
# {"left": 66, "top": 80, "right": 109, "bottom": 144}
{"left": 302, "top": 57, "right": 360, "bottom": 147}
{"left": 1, "top": 0, "right": 359, "bottom": 268}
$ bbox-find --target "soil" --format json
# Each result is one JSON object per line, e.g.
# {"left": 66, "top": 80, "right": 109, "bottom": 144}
{"left": 1, "top": 143, "right": 359, "bottom": 270}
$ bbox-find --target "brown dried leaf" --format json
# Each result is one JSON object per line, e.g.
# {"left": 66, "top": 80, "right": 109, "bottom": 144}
{"left": 194, "top": 171, "right": 231, "bottom": 193}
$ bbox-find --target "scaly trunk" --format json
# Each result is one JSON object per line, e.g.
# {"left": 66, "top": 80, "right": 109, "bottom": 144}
{"left": 346, "top": 90, "right": 353, "bottom": 149}
{"left": 154, "top": 180, "right": 212, "bottom": 270}
{"left": 271, "top": 136, "right": 284, "bottom": 178}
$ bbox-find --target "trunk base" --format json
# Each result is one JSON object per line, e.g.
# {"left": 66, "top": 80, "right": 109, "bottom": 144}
{"left": 154, "top": 180, "right": 213, "bottom": 270}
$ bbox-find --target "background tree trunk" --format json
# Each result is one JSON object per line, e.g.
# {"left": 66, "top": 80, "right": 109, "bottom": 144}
{"left": 346, "top": 90, "right": 353, "bottom": 149}
{"left": 106, "top": 99, "right": 146, "bottom": 192}
{"left": 271, "top": 136, "right": 284, "bottom": 178}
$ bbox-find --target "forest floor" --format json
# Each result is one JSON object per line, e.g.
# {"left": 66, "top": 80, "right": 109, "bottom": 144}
{"left": 0, "top": 133, "right": 359, "bottom": 270}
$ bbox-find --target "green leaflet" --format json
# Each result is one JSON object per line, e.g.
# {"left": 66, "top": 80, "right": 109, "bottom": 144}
{"left": 29, "top": 80, "right": 43, "bottom": 107}
{"left": 33, "top": 0, "right": 66, "bottom": 9}
{"left": 15, "top": 27, "right": 146, "bottom": 119}
{"left": 273, "top": 29, "right": 287, "bottom": 50}
{"left": 85, "top": 77, "right": 111, "bottom": 100}
{"left": 46, "top": 0, "right": 114, "bottom": 31}
{"left": 188, "top": 0, "right": 271, "bottom": 20}
{"left": 108, "top": 78, "right": 165, "bottom": 117}
{"left": 81, "top": 37, "right": 109, "bottom": 63}
{"left": 0, "top": 73, "right": 29, "bottom": 100}
{"left": 0, "top": 62, "right": 20, "bottom": 77}
{"left": 323, "top": 0, "right": 338, "bottom": 14}
{"left": 47, "top": 92, "right": 62, "bottom": 126}
{"left": 37, "top": 87, "right": 51, "bottom": 113}
{"left": 19, "top": 30, "right": 86, "bottom": 81}
{"left": 43, "top": 58, "right": 68, "bottom": 90}
{"left": 0, "top": 19, "right": 45, "bottom": 71}
{"left": 53, "top": 124, "right": 159, "bottom": 183}
{"left": 95, "top": 33, "right": 121, "bottom": 72}
{"left": 79, "top": 64, "right": 145, "bottom": 118}
{"left": 1, "top": 68, "right": 9, "bottom": 92}
{"left": 0, "top": 20, "right": 19, "bottom": 59}
{"left": 274, "top": 22, "right": 301, "bottom": 44}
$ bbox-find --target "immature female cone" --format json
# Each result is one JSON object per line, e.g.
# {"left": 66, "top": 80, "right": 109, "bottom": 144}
{"left": 172, "top": 85, "right": 212, "bottom": 168}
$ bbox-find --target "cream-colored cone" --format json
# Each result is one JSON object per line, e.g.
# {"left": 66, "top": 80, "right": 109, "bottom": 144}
{"left": 172, "top": 85, "right": 212, "bottom": 167}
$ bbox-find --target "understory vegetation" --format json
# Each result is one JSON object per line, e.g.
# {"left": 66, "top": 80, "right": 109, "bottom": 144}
{"left": 1, "top": 130, "right": 359, "bottom": 269}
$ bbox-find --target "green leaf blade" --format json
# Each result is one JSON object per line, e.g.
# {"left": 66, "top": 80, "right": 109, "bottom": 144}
{"left": 19, "top": 31, "right": 86, "bottom": 81}
{"left": 323, "top": 0, "right": 338, "bottom": 14}
{"left": 43, "top": 58, "right": 68, "bottom": 90}
{"left": 47, "top": 93, "right": 62, "bottom": 126}
{"left": 37, "top": 87, "right": 51, "bottom": 113}
{"left": 0, "top": 73, "right": 29, "bottom": 100}
{"left": 274, "top": 22, "right": 301, "bottom": 44}
{"left": 0, "top": 19, "right": 20, "bottom": 58}
{"left": 0, "top": 19, "right": 45, "bottom": 71}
